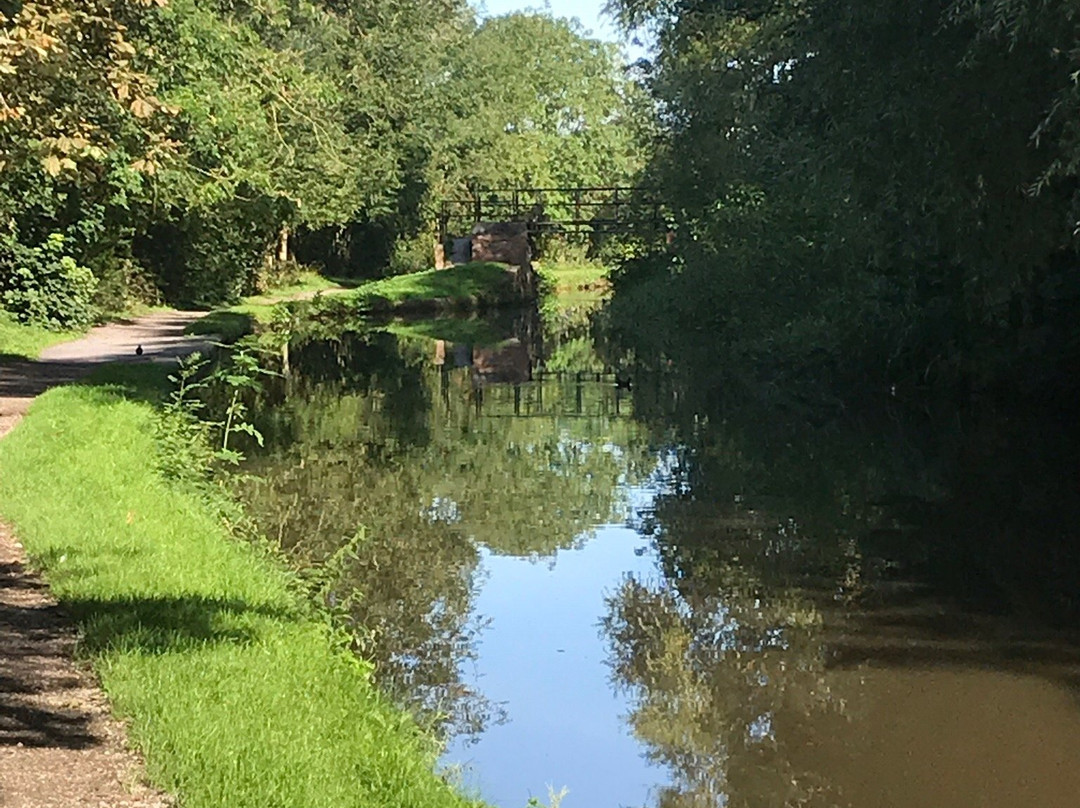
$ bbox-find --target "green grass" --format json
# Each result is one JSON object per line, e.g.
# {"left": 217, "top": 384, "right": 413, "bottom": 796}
{"left": 347, "top": 263, "right": 518, "bottom": 309}
{"left": 535, "top": 261, "right": 610, "bottom": 294}
{"left": 535, "top": 262, "right": 611, "bottom": 312}
{"left": 0, "top": 310, "right": 83, "bottom": 360}
{"left": 186, "top": 272, "right": 350, "bottom": 341}
{"left": 184, "top": 309, "right": 257, "bottom": 341}
{"left": 241, "top": 271, "right": 350, "bottom": 307}
{"left": 0, "top": 364, "right": 483, "bottom": 808}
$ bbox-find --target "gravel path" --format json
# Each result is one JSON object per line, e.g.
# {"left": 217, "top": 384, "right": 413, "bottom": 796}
{"left": 0, "top": 311, "right": 212, "bottom": 432}
{"left": 0, "top": 311, "right": 213, "bottom": 807}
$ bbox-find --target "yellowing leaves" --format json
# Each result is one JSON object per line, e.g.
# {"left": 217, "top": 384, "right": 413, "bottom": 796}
{"left": 40, "top": 152, "right": 78, "bottom": 176}
{"left": 52, "top": 134, "right": 91, "bottom": 154}
{"left": 112, "top": 36, "right": 137, "bottom": 57}
{"left": 130, "top": 96, "right": 155, "bottom": 118}
{"left": 41, "top": 153, "right": 61, "bottom": 175}
{"left": 130, "top": 158, "right": 157, "bottom": 175}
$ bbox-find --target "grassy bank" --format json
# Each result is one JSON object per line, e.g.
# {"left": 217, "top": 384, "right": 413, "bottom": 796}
{"left": 0, "top": 364, "right": 482, "bottom": 808}
{"left": 343, "top": 262, "right": 523, "bottom": 313}
{"left": 535, "top": 261, "right": 609, "bottom": 295}
{"left": 186, "top": 272, "right": 350, "bottom": 341}
{"left": 536, "top": 262, "right": 610, "bottom": 314}
{"left": 0, "top": 310, "right": 83, "bottom": 360}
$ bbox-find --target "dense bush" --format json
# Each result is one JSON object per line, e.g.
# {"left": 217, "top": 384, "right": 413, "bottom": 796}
{"left": 603, "top": 0, "right": 1080, "bottom": 400}
{"left": 0, "top": 233, "right": 98, "bottom": 329}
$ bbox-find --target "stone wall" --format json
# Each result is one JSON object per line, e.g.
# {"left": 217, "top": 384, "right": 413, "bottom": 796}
{"left": 470, "top": 221, "right": 535, "bottom": 298}
{"left": 434, "top": 220, "right": 537, "bottom": 299}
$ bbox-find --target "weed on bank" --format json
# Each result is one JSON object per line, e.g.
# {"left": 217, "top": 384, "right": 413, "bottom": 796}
{"left": 0, "top": 364, "right": 481, "bottom": 808}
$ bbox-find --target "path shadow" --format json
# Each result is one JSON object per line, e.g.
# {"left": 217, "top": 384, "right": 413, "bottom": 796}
{"left": 1, "top": 542, "right": 302, "bottom": 749}
{"left": 0, "top": 360, "right": 93, "bottom": 401}
{"left": 0, "top": 557, "right": 99, "bottom": 749}
{"left": 62, "top": 593, "right": 301, "bottom": 655}
{"left": 0, "top": 587, "right": 301, "bottom": 750}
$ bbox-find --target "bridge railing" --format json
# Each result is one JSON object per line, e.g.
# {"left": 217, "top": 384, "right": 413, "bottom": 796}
{"left": 438, "top": 186, "right": 665, "bottom": 240}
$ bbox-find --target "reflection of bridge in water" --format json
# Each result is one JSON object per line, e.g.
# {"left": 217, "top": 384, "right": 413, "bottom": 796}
{"left": 433, "top": 339, "right": 632, "bottom": 418}
{"left": 470, "top": 369, "right": 632, "bottom": 419}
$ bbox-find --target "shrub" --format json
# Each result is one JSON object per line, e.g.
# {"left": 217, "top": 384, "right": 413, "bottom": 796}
{"left": 91, "top": 252, "right": 163, "bottom": 319}
{"left": 0, "top": 233, "right": 98, "bottom": 329}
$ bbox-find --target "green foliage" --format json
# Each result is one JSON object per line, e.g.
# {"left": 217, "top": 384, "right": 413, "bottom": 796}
{"left": 435, "top": 14, "right": 646, "bottom": 194}
{"left": 2, "top": 0, "right": 648, "bottom": 314}
{"left": 0, "top": 368, "right": 485, "bottom": 808}
{"left": 156, "top": 352, "right": 218, "bottom": 486}
{"left": 0, "top": 308, "right": 81, "bottom": 359}
{"left": 606, "top": 0, "right": 1080, "bottom": 397}
{"left": 0, "top": 232, "right": 97, "bottom": 327}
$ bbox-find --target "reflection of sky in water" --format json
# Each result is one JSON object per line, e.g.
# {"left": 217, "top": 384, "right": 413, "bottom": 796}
{"left": 441, "top": 461, "right": 677, "bottom": 807}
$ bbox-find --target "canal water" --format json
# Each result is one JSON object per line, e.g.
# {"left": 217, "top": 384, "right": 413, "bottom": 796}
{"left": 236, "top": 307, "right": 1080, "bottom": 808}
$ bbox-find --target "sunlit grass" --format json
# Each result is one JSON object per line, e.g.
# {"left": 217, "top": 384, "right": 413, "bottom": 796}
{"left": 0, "top": 364, "right": 483, "bottom": 808}
{"left": 241, "top": 271, "right": 350, "bottom": 306}
{"left": 536, "top": 261, "right": 610, "bottom": 295}
{"left": 186, "top": 272, "right": 350, "bottom": 341}
{"left": 348, "top": 263, "right": 516, "bottom": 308}
{"left": 0, "top": 310, "right": 83, "bottom": 360}
{"left": 536, "top": 262, "right": 611, "bottom": 315}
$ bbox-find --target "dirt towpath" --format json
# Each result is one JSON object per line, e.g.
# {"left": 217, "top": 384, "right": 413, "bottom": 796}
{"left": 0, "top": 311, "right": 214, "bottom": 807}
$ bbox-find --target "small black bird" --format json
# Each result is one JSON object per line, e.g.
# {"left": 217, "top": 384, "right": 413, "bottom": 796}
{"left": 135, "top": 344, "right": 144, "bottom": 356}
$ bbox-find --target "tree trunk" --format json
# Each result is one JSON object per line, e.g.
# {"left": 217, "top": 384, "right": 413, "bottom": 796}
{"left": 277, "top": 225, "right": 290, "bottom": 264}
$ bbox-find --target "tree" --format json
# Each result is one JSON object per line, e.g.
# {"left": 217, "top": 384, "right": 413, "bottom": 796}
{"left": 604, "top": 0, "right": 1080, "bottom": 397}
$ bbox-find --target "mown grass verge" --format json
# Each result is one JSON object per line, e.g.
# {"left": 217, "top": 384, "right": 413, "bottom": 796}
{"left": 535, "top": 261, "right": 610, "bottom": 295}
{"left": 0, "top": 363, "right": 483, "bottom": 808}
{"left": 535, "top": 262, "right": 611, "bottom": 313}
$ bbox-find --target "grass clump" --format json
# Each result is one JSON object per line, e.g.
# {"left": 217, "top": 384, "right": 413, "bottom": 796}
{"left": 535, "top": 261, "right": 610, "bottom": 295}
{"left": 0, "top": 364, "right": 483, "bottom": 808}
{"left": 535, "top": 262, "right": 611, "bottom": 315}
{"left": 0, "top": 309, "right": 82, "bottom": 360}
{"left": 184, "top": 309, "right": 258, "bottom": 341}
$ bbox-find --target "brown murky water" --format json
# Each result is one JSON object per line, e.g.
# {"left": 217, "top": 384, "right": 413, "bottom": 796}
{"left": 788, "top": 668, "right": 1080, "bottom": 808}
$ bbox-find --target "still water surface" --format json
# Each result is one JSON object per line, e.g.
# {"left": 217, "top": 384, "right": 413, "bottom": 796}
{"left": 238, "top": 308, "right": 1080, "bottom": 807}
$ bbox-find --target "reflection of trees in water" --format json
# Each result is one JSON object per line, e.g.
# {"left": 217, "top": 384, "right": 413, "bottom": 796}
{"left": 603, "top": 566, "right": 847, "bottom": 808}
{"left": 603, "top": 367, "right": 1080, "bottom": 806}
{"left": 240, "top": 448, "right": 497, "bottom": 742}
{"left": 237, "top": 326, "right": 653, "bottom": 743}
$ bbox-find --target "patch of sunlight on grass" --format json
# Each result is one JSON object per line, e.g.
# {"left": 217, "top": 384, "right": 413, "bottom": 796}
{"left": 241, "top": 271, "right": 349, "bottom": 307}
{"left": 349, "top": 262, "right": 514, "bottom": 307}
{"left": 0, "top": 365, "right": 484, "bottom": 808}
{"left": 536, "top": 261, "right": 610, "bottom": 294}
{"left": 0, "top": 310, "right": 83, "bottom": 361}
{"left": 185, "top": 272, "right": 352, "bottom": 341}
